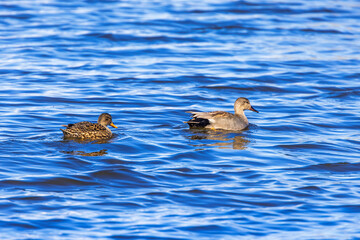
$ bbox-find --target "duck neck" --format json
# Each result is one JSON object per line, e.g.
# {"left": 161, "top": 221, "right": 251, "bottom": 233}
{"left": 235, "top": 110, "right": 248, "bottom": 123}
{"left": 100, "top": 123, "right": 111, "bottom": 132}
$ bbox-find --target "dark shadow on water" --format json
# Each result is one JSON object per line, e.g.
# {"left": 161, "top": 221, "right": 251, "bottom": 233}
{"left": 61, "top": 135, "right": 116, "bottom": 144}
{"left": 186, "top": 128, "right": 251, "bottom": 150}
{"left": 61, "top": 149, "right": 107, "bottom": 156}
{"left": 59, "top": 135, "right": 117, "bottom": 156}
{"left": 285, "top": 162, "right": 360, "bottom": 173}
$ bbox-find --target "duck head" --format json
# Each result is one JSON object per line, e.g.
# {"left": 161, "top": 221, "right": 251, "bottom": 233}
{"left": 234, "top": 97, "right": 259, "bottom": 114}
{"left": 98, "top": 113, "right": 118, "bottom": 128}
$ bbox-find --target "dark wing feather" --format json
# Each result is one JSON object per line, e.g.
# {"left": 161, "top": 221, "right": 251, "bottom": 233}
{"left": 186, "top": 118, "right": 210, "bottom": 128}
{"left": 186, "top": 111, "right": 234, "bottom": 129}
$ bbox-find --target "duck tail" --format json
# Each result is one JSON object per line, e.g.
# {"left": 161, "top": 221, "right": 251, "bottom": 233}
{"left": 186, "top": 118, "right": 210, "bottom": 128}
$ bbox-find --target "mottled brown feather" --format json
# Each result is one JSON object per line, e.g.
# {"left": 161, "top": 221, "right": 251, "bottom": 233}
{"left": 61, "top": 121, "right": 112, "bottom": 139}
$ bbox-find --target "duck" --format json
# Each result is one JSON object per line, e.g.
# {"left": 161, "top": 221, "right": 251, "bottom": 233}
{"left": 61, "top": 113, "right": 117, "bottom": 139}
{"left": 186, "top": 97, "right": 258, "bottom": 131}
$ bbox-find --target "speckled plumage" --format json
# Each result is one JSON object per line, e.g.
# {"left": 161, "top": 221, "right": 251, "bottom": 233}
{"left": 61, "top": 113, "right": 117, "bottom": 139}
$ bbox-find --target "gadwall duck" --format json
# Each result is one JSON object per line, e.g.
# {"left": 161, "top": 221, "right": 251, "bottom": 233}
{"left": 61, "top": 113, "right": 117, "bottom": 139}
{"left": 186, "top": 97, "right": 258, "bottom": 131}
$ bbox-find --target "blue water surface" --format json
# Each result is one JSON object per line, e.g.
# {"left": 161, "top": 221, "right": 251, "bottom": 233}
{"left": 0, "top": 0, "right": 360, "bottom": 239}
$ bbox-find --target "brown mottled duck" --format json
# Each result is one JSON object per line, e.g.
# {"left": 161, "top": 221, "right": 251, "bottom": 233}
{"left": 61, "top": 113, "right": 117, "bottom": 139}
{"left": 186, "top": 97, "right": 258, "bottom": 131}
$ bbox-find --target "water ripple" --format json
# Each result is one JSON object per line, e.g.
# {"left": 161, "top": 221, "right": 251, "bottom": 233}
{"left": 0, "top": 0, "right": 360, "bottom": 239}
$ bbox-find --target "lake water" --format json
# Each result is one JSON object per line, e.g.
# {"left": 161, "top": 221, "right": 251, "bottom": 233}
{"left": 1, "top": 0, "right": 360, "bottom": 239}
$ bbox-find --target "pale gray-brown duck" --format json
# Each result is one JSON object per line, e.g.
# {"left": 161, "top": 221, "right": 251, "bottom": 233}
{"left": 186, "top": 97, "right": 258, "bottom": 131}
{"left": 61, "top": 113, "right": 117, "bottom": 139}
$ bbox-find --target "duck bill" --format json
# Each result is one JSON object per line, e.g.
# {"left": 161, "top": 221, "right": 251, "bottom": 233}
{"left": 249, "top": 106, "right": 259, "bottom": 113}
{"left": 110, "top": 122, "right": 118, "bottom": 128}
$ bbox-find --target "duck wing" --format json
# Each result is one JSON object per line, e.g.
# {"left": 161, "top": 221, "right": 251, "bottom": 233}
{"left": 61, "top": 121, "right": 109, "bottom": 139}
{"left": 186, "top": 111, "right": 234, "bottom": 128}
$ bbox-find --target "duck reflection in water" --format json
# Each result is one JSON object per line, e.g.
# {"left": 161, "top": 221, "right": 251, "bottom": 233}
{"left": 61, "top": 149, "right": 108, "bottom": 156}
{"left": 187, "top": 129, "right": 251, "bottom": 150}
